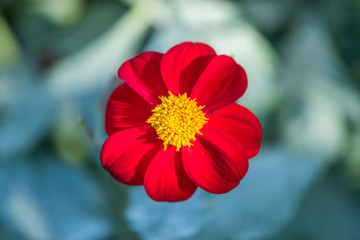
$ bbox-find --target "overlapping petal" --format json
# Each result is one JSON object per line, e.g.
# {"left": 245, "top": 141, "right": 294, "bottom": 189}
{"left": 160, "top": 42, "right": 216, "bottom": 95}
{"left": 190, "top": 55, "right": 247, "bottom": 113}
{"left": 205, "top": 103, "right": 262, "bottom": 159}
{"left": 144, "top": 147, "right": 197, "bottom": 202}
{"left": 118, "top": 52, "right": 168, "bottom": 106}
{"left": 179, "top": 55, "right": 215, "bottom": 95}
{"left": 182, "top": 128, "right": 249, "bottom": 194}
{"left": 101, "top": 127, "right": 162, "bottom": 186}
{"left": 105, "top": 84, "right": 152, "bottom": 135}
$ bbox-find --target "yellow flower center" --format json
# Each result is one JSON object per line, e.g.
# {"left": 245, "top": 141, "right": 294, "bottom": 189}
{"left": 147, "top": 92, "right": 208, "bottom": 151}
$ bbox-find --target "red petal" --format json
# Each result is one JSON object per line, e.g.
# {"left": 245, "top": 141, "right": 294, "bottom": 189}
{"left": 118, "top": 52, "right": 168, "bottom": 106}
{"left": 144, "top": 147, "right": 197, "bottom": 202}
{"left": 182, "top": 128, "right": 249, "bottom": 194}
{"left": 100, "top": 127, "right": 162, "bottom": 186}
{"left": 179, "top": 55, "right": 215, "bottom": 95}
{"left": 160, "top": 42, "right": 216, "bottom": 95}
{"left": 190, "top": 55, "right": 247, "bottom": 113}
{"left": 105, "top": 84, "right": 152, "bottom": 136}
{"left": 205, "top": 103, "right": 262, "bottom": 159}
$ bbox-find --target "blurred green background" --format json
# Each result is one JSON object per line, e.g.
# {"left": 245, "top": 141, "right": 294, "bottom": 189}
{"left": 1, "top": 0, "right": 360, "bottom": 239}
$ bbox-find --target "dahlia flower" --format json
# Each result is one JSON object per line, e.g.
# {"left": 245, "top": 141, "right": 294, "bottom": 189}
{"left": 101, "top": 42, "right": 262, "bottom": 202}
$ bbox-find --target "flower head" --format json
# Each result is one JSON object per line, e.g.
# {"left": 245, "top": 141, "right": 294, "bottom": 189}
{"left": 101, "top": 42, "right": 262, "bottom": 202}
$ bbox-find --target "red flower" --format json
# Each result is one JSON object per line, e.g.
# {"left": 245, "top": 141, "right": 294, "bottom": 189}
{"left": 101, "top": 42, "right": 262, "bottom": 202}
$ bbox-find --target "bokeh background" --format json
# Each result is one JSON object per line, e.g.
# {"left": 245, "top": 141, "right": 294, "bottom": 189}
{"left": 1, "top": 0, "right": 360, "bottom": 239}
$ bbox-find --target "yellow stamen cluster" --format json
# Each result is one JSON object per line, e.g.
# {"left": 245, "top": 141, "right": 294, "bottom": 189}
{"left": 147, "top": 92, "right": 208, "bottom": 151}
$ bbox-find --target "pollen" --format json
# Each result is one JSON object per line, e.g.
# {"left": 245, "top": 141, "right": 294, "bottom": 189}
{"left": 147, "top": 92, "right": 208, "bottom": 151}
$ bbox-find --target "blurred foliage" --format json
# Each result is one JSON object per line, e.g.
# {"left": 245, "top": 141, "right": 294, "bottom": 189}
{"left": 0, "top": 0, "right": 360, "bottom": 239}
